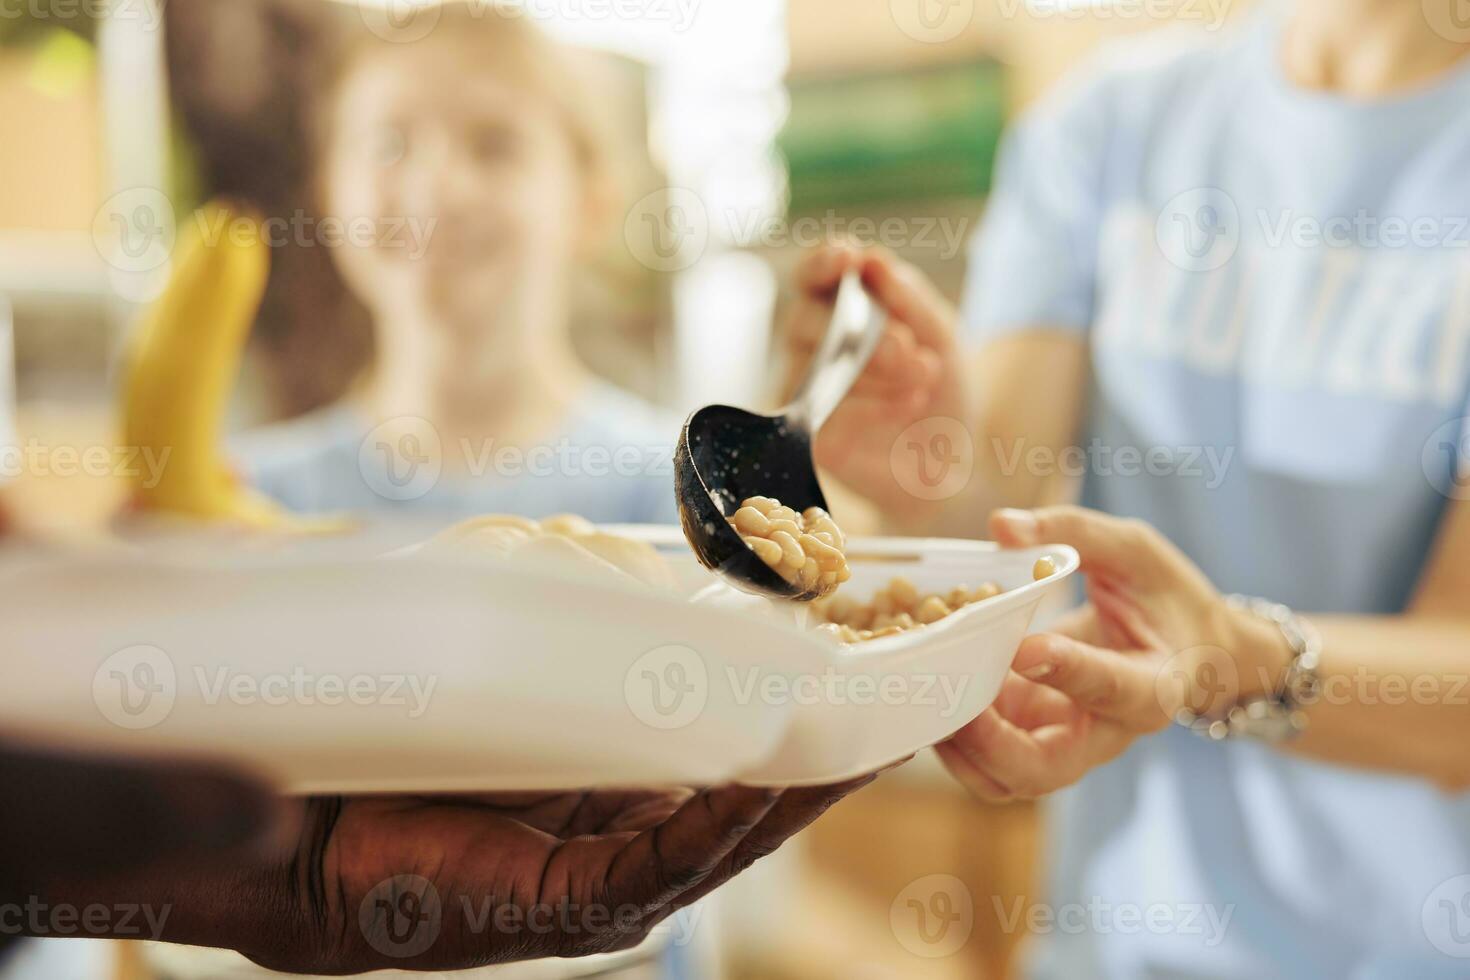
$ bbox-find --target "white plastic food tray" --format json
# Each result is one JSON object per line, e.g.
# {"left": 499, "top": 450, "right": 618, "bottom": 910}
{"left": 0, "top": 526, "right": 1077, "bottom": 792}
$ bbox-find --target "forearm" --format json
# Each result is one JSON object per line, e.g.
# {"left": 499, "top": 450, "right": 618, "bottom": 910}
{"left": 3, "top": 857, "right": 295, "bottom": 959}
{"left": 0, "top": 745, "right": 294, "bottom": 957}
{"left": 1264, "top": 613, "right": 1470, "bottom": 789}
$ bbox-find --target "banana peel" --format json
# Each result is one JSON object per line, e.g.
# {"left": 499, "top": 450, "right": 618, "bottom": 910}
{"left": 119, "top": 199, "right": 345, "bottom": 533}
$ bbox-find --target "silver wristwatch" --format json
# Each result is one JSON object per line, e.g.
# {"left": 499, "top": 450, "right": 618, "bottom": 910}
{"left": 1175, "top": 595, "right": 1322, "bottom": 743}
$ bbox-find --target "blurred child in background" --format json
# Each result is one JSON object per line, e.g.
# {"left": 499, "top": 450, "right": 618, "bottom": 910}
{"left": 235, "top": 3, "right": 676, "bottom": 526}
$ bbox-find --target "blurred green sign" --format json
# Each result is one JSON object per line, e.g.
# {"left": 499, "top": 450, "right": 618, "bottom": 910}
{"left": 780, "top": 59, "right": 1006, "bottom": 212}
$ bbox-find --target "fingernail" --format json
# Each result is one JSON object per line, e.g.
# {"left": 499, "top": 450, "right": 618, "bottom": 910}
{"left": 1022, "top": 664, "right": 1053, "bottom": 681}
{"left": 996, "top": 509, "right": 1040, "bottom": 545}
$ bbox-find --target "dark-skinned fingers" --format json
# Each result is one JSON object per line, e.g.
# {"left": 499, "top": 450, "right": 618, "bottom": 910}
{"left": 666, "top": 771, "right": 884, "bottom": 914}
{"left": 722, "top": 775, "right": 878, "bottom": 878}
{"left": 589, "top": 792, "right": 695, "bottom": 835}
{"left": 527, "top": 790, "right": 694, "bottom": 837}
{"left": 442, "top": 790, "right": 691, "bottom": 838}
{"left": 603, "top": 785, "right": 780, "bottom": 916}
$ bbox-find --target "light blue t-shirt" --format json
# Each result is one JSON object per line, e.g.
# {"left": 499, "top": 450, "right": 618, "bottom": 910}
{"left": 232, "top": 381, "right": 681, "bottom": 527}
{"left": 964, "top": 11, "right": 1470, "bottom": 980}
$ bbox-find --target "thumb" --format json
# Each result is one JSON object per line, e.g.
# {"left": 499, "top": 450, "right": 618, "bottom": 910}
{"left": 990, "top": 506, "right": 1163, "bottom": 584}
{"left": 1011, "top": 634, "right": 1166, "bottom": 730}
{"left": 0, "top": 744, "right": 280, "bottom": 888}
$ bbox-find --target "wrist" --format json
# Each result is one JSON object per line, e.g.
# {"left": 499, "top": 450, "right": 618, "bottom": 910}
{"left": 1226, "top": 601, "right": 1297, "bottom": 702}
{"left": 10, "top": 856, "right": 293, "bottom": 954}
{"left": 8, "top": 796, "right": 307, "bottom": 962}
{"left": 1174, "top": 596, "right": 1323, "bottom": 743}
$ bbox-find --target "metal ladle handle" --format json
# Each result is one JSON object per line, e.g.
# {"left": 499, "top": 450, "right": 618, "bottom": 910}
{"left": 784, "top": 270, "right": 888, "bottom": 433}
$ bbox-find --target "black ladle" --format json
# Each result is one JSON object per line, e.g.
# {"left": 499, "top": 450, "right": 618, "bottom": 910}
{"left": 676, "top": 270, "right": 887, "bottom": 600}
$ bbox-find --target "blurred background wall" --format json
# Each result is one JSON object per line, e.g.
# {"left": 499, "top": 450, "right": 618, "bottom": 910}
{"left": 0, "top": 0, "right": 1261, "bottom": 422}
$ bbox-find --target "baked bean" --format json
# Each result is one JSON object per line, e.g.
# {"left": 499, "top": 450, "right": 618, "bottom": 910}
{"left": 888, "top": 577, "right": 920, "bottom": 609}
{"left": 730, "top": 496, "right": 851, "bottom": 597}
{"left": 731, "top": 506, "right": 772, "bottom": 537}
{"left": 914, "top": 595, "right": 951, "bottom": 625}
{"left": 971, "top": 583, "right": 1002, "bottom": 602}
{"left": 812, "top": 575, "right": 1023, "bottom": 644}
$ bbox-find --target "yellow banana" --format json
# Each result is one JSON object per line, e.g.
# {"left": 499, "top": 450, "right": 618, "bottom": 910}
{"left": 120, "top": 199, "right": 298, "bottom": 528}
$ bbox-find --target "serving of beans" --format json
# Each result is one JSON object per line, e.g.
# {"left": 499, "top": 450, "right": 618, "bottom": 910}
{"left": 812, "top": 556, "right": 1059, "bottom": 644}
{"left": 434, "top": 509, "right": 1059, "bottom": 645}
{"left": 729, "top": 496, "right": 851, "bottom": 597}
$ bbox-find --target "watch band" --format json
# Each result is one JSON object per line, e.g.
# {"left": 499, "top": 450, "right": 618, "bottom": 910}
{"left": 1175, "top": 595, "right": 1322, "bottom": 743}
